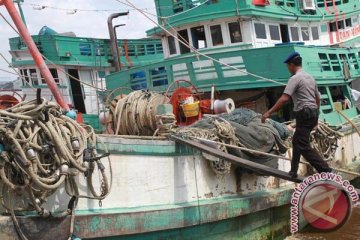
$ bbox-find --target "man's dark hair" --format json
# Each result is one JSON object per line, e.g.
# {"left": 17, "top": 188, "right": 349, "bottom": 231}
{"left": 290, "top": 56, "right": 302, "bottom": 66}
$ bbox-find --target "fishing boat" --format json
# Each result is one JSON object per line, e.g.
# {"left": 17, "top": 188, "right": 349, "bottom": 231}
{"left": 0, "top": 0, "right": 360, "bottom": 239}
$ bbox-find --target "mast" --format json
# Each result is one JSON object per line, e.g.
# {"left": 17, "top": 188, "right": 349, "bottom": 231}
{"left": 0, "top": 0, "right": 70, "bottom": 111}
{"left": 13, "top": 0, "right": 26, "bottom": 27}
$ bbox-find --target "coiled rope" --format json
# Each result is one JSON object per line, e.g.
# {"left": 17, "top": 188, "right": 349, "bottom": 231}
{"left": 111, "top": 90, "right": 175, "bottom": 136}
{"left": 310, "top": 121, "right": 343, "bottom": 162}
{"left": 172, "top": 119, "right": 234, "bottom": 176}
{"left": 0, "top": 98, "right": 111, "bottom": 239}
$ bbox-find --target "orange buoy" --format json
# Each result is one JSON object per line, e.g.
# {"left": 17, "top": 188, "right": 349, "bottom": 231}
{"left": 0, "top": 95, "right": 19, "bottom": 110}
{"left": 252, "top": 0, "right": 270, "bottom": 6}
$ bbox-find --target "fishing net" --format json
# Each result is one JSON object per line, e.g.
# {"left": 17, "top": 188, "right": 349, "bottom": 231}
{"left": 174, "top": 108, "right": 291, "bottom": 176}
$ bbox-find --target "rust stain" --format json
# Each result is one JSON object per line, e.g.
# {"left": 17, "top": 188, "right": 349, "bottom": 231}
{"left": 204, "top": 192, "right": 214, "bottom": 198}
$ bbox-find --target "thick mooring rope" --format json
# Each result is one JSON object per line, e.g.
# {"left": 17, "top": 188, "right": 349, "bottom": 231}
{"left": 172, "top": 119, "right": 237, "bottom": 176}
{"left": 0, "top": 98, "right": 111, "bottom": 220}
{"left": 310, "top": 121, "right": 343, "bottom": 162}
{"left": 111, "top": 90, "right": 175, "bottom": 136}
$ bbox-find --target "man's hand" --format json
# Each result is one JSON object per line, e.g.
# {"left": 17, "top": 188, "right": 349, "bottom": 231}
{"left": 261, "top": 111, "right": 271, "bottom": 123}
{"left": 261, "top": 94, "right": 290, "bottom": 124}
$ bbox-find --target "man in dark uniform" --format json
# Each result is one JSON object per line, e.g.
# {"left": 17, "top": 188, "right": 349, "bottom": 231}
{"left": 261, "top": 52, "right": 332, "bottom": 178}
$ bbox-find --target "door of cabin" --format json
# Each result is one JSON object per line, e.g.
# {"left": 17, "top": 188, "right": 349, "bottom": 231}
{"left": 280, "top": 24, "right": 290, "bottom": 43}
{"left": 68, "top": 69, "right": 86, "bottom": 114}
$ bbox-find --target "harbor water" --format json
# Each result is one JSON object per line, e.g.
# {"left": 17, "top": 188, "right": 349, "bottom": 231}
{"left": 287, "top": 205, "right": 360, "bottom": 240}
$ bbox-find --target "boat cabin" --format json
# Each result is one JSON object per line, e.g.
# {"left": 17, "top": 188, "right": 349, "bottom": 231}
{"left": 9, "top": 28, "right": 163, "bottom": 128}
{"left": 153, "top": 1, "right": 360, "bottom": 58}
{"left": 105, "top": 0, "right": 360, "bottom": 126}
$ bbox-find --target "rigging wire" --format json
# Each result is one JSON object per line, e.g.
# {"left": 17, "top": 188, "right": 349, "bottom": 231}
{"left": 116, "top": 0, "right": 287, "bottom": 86}
{"left": 0, "top": 53, "right": 36, "bottom": 91}
{"left": 0, "top": 67, "right": 18, "bottom": 76}
{"left": 23, "top": 1, "right": 167, "bottom": 16}
{"left": 0, "top": 12, "right": 20, "bottom": 34}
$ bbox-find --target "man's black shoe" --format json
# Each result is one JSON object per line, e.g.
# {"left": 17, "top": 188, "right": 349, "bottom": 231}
{"left": 288, "top": 171, "right": 298, "bottom": 179}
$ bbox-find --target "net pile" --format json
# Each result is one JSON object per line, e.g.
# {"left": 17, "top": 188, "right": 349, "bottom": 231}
{"left": 174, "top": 108, "right": 290, "bottom": 175}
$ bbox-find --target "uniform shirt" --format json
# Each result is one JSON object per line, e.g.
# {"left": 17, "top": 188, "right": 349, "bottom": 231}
{"left": 284, "top": 69, "right": 319, "bottom": 112}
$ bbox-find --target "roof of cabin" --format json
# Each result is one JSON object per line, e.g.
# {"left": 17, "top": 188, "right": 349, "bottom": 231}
{"left": 9, "top": 34, "right": 164, "bottom": 68}
{"left": 147, "top": 0, "right": 360, "bottom": 36}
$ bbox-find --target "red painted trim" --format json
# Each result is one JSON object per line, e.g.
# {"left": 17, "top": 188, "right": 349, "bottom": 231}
{"left": 328, "top": 25, "right": 334, "bottom": 45}
{"left": 123, "top": 39, "right": 133, "bottom": 68}
{"left": 324, "top": 0, "right": 334, "bottom": 45}
{"left": 332, "top": 0, "right": 340, "bottom": 43}
{"left": 252, "top": 0, "right": 270, "bottom": 6}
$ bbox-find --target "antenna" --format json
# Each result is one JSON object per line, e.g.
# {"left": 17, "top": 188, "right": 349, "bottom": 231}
{"left": 13, "top": 0, "right": 27, "bottom": 26}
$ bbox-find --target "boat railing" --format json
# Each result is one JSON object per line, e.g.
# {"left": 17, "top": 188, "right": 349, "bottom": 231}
{"left": 9, "top": 36, "right": 164, "bottom": 68}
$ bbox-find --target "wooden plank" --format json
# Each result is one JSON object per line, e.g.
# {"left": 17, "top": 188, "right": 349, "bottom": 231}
{"left": 172, "top": 136, "right": 360, "bottom": 197}
{"left": 171, "top": 136, "right": 305, "bottom": 183}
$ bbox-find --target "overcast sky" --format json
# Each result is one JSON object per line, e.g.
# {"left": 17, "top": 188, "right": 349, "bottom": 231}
{"left": 0, "top": 0, "right": 157, "bottom": 82}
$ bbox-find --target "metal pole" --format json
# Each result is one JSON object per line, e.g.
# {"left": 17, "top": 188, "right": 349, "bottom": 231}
{"left": 114, "top": 24, "right": 125, "bottom": 71}
{"left": 1, "top": 0, "right": 69, "bottom": 111}
{"left": 107, "top": 12, "right": 128, "bottom": 72}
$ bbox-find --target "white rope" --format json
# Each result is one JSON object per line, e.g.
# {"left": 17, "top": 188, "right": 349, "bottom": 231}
{"left": 111, "top": 90, "right": 172, "bottom": 136}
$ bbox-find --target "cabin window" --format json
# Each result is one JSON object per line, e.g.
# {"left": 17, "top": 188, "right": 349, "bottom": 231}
{"left": 40, "top": 68, "right": 60, "bottom": 85}
{"left": 191, "top": 26, "right": 207, "bottom": 49}
{"left": 150, "top": 67, "right": 168, "bottom": 87}
{"left": 290, "top": 27, "right": 299, "bottom": 41}
{"left": 329, "top": 22, "right": 337, "bottom": 32}
{"left": 228, "top": 22, "right": 243, "bottom": 43}
{"left": 20, "top": 69, "right": 29, "bottom": 86}
{"left": 127, "top": 45, "right": 136, "bottom": 56}
{"left": 301, "top": 27, "right": 310, "bottom": 41}
{"left": 269, "top": 25, "right": 280, "bottom": 41}
{"left": 345, "top": 18, "right": 352, "bottom": 27}
{"left": 137, "top": 45, "right": 145, "bottom": 56}
{"left": 130, "top": 71, "right": 147, "bottom": 90}
{"left": 98, "top": 71, "right": 106, "bottom": 79}
{"left": 168, "top": 36, "right": 177, "bottom": 55}
{"left": 79, "top": 43, "right": 92, "bottom": 56}
{"left": 254, "top": 23, "right": 267, "bottom": 39}
{"left": 50, "top": 69, "right": 60, "bottom": 84}
{"left": 95, "top": 44, "right": 105, "bottom": 56}
{"left": 210, "top": 25, "right": 224, "bottom": 46}
{"left": 337, "top": 20, "right": 345, "bottom": 30}
{"left": 178, "top": 29, "right": 191, "bottom": 54}
{"left": 146, "top": 44, "right": 155, "bottom": 55}
{"left": 311, "top": 27, "right": 320, "bottom": 40}
{"left": 320, "top": 24, "right": 328, "bottom": 33}
{"left": 156, "top": 44, "right": 163, "bottom": 53}
{"left": 353, "top": 16, "right": 359, "bottom": 25}
{"left": 29, "top": 69, "right": 38, "bottom": 86}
